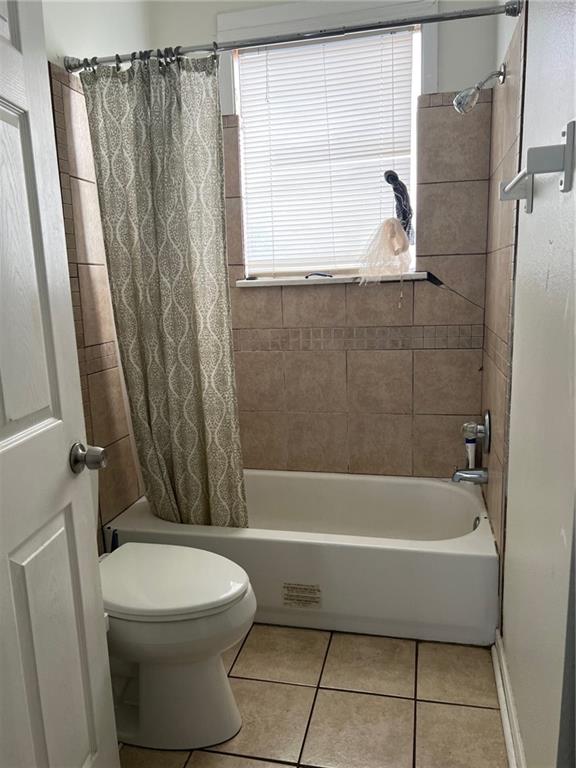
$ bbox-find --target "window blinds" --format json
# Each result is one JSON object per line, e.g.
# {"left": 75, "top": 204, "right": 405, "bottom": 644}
{"left": 237, "top": 29, "right": 417, "bottom": 277}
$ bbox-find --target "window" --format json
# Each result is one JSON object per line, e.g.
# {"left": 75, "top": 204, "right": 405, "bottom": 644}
{"left": 237, "top": 28, "right": 420, "bottom": 278}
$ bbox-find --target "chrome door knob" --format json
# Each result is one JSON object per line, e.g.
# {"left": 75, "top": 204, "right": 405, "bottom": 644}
{"left": 69, "top": 442, "right": 107, "bottom": 474}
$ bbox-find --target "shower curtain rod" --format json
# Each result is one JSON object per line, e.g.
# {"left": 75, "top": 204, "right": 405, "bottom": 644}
{"left": 63, "top": 0, "right": 522, "bottom": 73}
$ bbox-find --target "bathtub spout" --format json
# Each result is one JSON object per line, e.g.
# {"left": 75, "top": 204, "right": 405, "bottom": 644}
{"left": 451, "top": 468, "right": 488, "bottom": 484}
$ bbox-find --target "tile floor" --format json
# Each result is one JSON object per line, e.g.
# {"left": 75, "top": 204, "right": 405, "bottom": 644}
{"left": 118, "top": 624, "right": 508, "bottom": 768}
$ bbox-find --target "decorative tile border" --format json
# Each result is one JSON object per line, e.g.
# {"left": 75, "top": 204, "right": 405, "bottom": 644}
{"left": 233, "top": 325, "right": 483, "bottom": 352}
{"left": 483, "top": 326, "right": 511, "bottom": 378}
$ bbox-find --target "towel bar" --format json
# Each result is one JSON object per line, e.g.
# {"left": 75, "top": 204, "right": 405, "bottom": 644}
{"left": 500, "top": 120, "right": 574, "bottom": 213}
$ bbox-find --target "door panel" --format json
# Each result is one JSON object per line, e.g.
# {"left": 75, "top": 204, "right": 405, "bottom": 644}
{"left": 9, "top": 510, "right": 95, "bottom": 768}
{"left": 0, "top": 2, "right": 119, "bottom": 766}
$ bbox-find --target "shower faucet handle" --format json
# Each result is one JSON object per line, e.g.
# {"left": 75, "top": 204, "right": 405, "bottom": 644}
{"left": 461, "top": 412, "right": 491, "bottom": 454}
{"left": 462, "top": 421, "right": 484, "bottom": 439}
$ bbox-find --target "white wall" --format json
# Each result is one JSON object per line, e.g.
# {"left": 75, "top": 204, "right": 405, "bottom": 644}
{"left": 42, "top": 0, "right": 500, "bottom": 89}
{"left": 146, "top": 0, "right": 498, "bottom": 93}
{"left": 147, "top": 0, "right": 272, "bottom": 49}
{"left": 503, "top": 1, "right": 575, "bottom": 765}
{"left": 42, "top": 0, "right": 151, "bottom": 65}
{"left": 437, "top": 0, "right": 496, "bottom": 91}
{"left": 496, "top": 10, "right": 517, "bottom": 65}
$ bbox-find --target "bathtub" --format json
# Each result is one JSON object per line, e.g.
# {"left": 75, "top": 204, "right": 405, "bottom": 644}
{"left": 106, "top": 470, "right": 499, "bottom": 645}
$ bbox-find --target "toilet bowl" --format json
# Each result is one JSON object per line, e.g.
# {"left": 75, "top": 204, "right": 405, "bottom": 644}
{"left": 100, "top": 542, "right": 256, "bottom": 750}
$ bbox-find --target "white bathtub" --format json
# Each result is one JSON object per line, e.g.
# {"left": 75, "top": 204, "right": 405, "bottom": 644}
{"left": 106, "top": 470, "right": 499, "bottom": 645}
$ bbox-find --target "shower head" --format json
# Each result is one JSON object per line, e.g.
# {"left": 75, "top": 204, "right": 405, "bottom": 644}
{"left": 453, "top": 64, "right": 506, "bottom": 114}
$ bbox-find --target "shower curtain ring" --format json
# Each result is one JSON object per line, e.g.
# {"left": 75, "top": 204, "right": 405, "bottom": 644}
{"left": 90, "top": 56, "right": 98, "bottom": 71}
{"left": 115, "top": 53, "right": 122, "bottom": 72}
{"left": 140, "top": 49, "right": 152, "bottom": 66}
{"left": 212, "top": 41, "right": 219, "bottom": 60}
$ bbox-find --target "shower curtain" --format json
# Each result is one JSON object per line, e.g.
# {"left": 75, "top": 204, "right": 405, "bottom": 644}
{"left": 80, "top": 57, "right": 247, "bottom": 527}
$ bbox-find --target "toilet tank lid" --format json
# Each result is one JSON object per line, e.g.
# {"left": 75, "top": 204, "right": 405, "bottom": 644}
{"left": 99, "top": 543, "right": 250, "bottom": 618}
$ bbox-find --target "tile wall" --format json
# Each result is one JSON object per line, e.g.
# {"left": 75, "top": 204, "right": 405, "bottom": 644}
{"left": 480, "top": 13, "right": 526, "bottom": 556}
{"left": 228, "top": 92, "right": 492, "bottom": 477}
{"left": 49, "top": 62, "right": 514, "bottom": 517}
{"left": 49, "top": 64, "right": 142, "bottom": 546}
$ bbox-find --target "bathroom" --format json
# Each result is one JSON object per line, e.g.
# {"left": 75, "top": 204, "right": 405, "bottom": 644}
{"left": 0, "top": 0, "right": 574, "bottom": 766}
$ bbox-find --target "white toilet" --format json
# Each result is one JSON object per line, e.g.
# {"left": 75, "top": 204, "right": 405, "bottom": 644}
{"left": 99, "top": 542, "right": 256, "bottom": 750}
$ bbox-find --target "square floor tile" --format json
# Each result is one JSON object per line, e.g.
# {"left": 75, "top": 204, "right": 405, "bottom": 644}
{"left": 208, "top": 678, "right": 315, "bottom": 763}
{"left": 222, "top": 641, "right": 243, "bottom": 674}
{"left": 188, "top": 754, "right": 281, "bottom": 767}
{"left": 321, "top": 633, "right": 416, "bottom": 697}
{"left": 417, "top": 643, "right": 499, "bottom": 708}
{"left": 416, "top": 702, "right": 508, "bottom": 768}
{"left": 231, "top": 624, "right": 330, "bottom": 685}
{"left": 301, "top": 689, "right": 413, "bottom": 768}
{"left": 119, "top": 745, "right": 189, "bottom": 768}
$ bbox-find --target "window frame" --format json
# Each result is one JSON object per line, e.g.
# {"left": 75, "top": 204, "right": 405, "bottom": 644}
{"left": 216, "top": 1, "right": 437, "bottom": 284}
{"left": 216, "top": 0, "right": 439, "bottom": 113}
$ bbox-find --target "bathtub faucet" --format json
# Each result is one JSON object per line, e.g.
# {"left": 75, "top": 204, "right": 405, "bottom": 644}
{"left": 451, "top": 468, "right": 488, "bottom": 484}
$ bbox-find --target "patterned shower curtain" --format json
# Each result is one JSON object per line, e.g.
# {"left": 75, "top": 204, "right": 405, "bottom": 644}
{"left": 80, "top": 58, "right": 247, "bottom": 527}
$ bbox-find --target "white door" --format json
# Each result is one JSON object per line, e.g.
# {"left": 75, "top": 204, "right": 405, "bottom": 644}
{"left": 0, "top": 2, "right": 120, "bottom": 767}
{"left": 502, "top": 1, "right": 575, "bottom": 766}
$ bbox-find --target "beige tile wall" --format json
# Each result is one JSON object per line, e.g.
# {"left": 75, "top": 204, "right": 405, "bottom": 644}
{"left": 49, "top": 64, "right": 142, "bottom": 547}
{"left": 229, "top": 94, "right": 492, "bottom": 477}
{"left": 50, "top": 68, "right": 503, "bottom": 512}
{"left": 481, "top": 13, "right": 525, "bottom": 556}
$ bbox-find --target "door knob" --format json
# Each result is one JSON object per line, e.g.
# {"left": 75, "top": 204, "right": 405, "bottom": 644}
{"left": 69, "top": 442, "right": 107, "bottom": 474}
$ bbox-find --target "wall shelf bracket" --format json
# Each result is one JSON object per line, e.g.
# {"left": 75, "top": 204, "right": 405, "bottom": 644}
{"left": 500, "top": 120, "right": 575, "bottom": 213}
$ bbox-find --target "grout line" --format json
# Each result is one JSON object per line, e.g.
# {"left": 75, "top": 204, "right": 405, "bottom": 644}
{"left": 228, "top": 629, "right": 499, "bottom": 710}
{"left": 296, "top": 632, "right": 333, "bottom": 767}
{"left": 437, "top": 283, "right": 485, "bottom": 311}
{"left": 229, "top": 674, "right": 316, "bottom": 689}
{"left": 227, "top": 623, "right": 256, "bottom": 678}
{"left": 202, "top": 747, "right": 297, "bottom": 765}
{"left": 98, "top": 433, "right": 131, "bottom": 451}
{"left": 416, "top": 698, "right": 500, "bottom": 712}
{"left": 227, "top": 671, "right": 499, "bottom": 710}
{"left": 246, "top": 622, "right": 473, "bottom": 646}
{"left": 417, "top": 178, "right": 489, "bottom": 186}
{"left": 411, "top": 348, "right": 415, "bottom": 476}
{"left": 315, "top": 685, "right": 414, "bottom": 703}
{"left": 412, "top": 642, "right": 419, "bottom": 768}
{"left": 344, "top": 350, "right": 350, "bottom": 472}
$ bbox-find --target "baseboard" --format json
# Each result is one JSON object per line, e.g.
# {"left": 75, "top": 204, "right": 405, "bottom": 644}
{"left": 492, "top": 633, "right": 527, "bottom": 768}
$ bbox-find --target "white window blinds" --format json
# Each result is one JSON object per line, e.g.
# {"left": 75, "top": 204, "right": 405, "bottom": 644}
{"left": 237, "top": 29, "right": 418, "bottom": 277}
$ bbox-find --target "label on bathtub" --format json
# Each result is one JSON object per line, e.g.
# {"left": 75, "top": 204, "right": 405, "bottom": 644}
{"left": 283, "top": 582, "right": 321, "bottom": 608}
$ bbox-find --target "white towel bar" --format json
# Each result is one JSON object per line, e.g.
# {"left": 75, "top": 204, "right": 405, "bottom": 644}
{"left": 500, "top": 119, "right": 574, "bottom": 213}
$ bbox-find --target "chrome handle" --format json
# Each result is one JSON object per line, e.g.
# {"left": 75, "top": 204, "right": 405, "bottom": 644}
{"left": 462, "top": 421, "right": 486, "bottom": 439}
{"left": 69, "top": 442, "right": 107, "bottom": 474}
{"left": 461, "top": 411, "right": 491, "bottom": 454}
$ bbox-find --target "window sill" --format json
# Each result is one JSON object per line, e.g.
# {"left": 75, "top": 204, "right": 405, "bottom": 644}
{"left": 235, "top": 272, "right": 430, "bottom": 288}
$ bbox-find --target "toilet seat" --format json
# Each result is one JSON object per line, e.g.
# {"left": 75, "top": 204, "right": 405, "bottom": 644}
{"left": 100, "top": 542, "right": 250, "bottom": 622}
